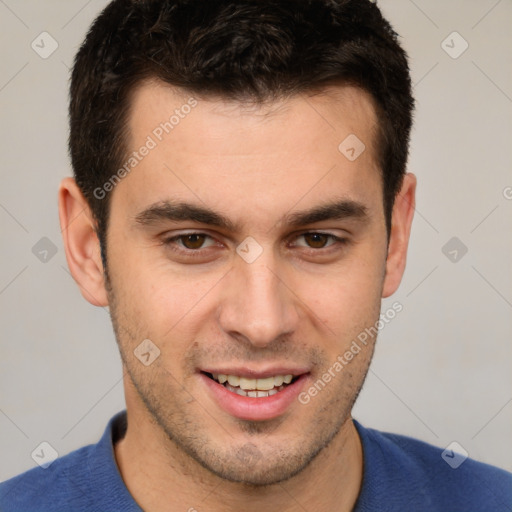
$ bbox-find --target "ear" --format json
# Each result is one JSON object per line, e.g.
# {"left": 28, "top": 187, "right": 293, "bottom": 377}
{"left": 58, "top": 177, "right": 109, "bottom": 307}
{"left": 382, "top": 173, "right": 416, "bottom": 298}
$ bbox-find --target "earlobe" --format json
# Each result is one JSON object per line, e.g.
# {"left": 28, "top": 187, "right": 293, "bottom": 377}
{"left": 58, "top": 177, "right": 109, "bottom": 307}
{"left": 382, "top": 173, "right": 416, "bottom": 298}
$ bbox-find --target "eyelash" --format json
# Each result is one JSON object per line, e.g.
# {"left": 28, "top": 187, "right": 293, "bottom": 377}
{"left": 161, "top": 232, "right": 348, "bottom": 258}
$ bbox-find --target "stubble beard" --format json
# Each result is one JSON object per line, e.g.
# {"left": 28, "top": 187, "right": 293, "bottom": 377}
{"left": 104, "top": 267, "right": 376, "bottom": 487}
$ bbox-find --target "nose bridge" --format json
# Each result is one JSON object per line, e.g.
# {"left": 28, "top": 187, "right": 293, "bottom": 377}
{"left": 218, "top": 247, "right": 298, "bottom": 347}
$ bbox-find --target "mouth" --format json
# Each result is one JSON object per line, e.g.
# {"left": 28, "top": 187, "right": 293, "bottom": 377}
{"left": 202, "top": 372, "right": 301, "bottom": 398}
{"left": 199, "top": 369, "right": 309, "bottom": 421}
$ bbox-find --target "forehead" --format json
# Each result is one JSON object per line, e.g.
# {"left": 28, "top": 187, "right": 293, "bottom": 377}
{"left": 113, "top": 80, "right": 382, "bottom": 233}
{"left": 127, "top": 80, "right": 379, "bottom": 152}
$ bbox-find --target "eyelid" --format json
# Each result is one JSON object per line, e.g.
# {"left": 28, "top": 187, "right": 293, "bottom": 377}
{"left": 288, "top": 232, "right": 344, "bottom": 249}
{"left": 162, "top": 231, "right": 219, "bottom": 249}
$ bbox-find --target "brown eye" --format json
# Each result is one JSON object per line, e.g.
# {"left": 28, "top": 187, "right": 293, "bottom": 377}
{"left": 163, "top": 232, "right": 216, "bottom": 253}
{"left": 303, "top": 233, "right": 331, "bottom": 249}
{"left": 179, "top": 234, "right": 207, "bottom": 249}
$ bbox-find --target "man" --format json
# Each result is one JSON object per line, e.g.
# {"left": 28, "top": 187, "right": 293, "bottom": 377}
{"left": 1, "top": 0, "right": 510, "bottom": 510}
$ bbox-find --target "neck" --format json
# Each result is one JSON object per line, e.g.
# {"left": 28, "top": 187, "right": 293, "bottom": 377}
{"left": 114, "top": 407, "right": 363, "bottom": 512}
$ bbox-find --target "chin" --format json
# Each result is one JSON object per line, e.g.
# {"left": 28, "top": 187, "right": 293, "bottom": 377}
{"left": 201, "top": 456, "right": 311, "bottom": 487}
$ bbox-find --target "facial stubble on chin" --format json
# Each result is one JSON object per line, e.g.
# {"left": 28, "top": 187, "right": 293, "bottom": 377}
{"left": 103, "top": 265, "right": 376, "bottom": 487}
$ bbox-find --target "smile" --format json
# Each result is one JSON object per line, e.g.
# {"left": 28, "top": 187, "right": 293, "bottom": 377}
{"left": 200, "top": 370, "right": 308, "bottom": 421}
{"left": 205, "top": 373, "right": 298, "bottom": 398}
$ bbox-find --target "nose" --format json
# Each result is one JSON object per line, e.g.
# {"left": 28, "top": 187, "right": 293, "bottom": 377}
{"left": 217, "top": 251, "right": 299, "bottom": 348}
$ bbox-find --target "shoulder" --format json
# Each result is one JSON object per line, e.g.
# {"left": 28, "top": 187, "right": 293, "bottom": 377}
{"left": 0, "top": 443, "right": 98, "bottom": 512}
{"left": 0, "top": 411, "right": 139, "bottom": 512}
{"left": 354, "top": 420, "right": 512, "bottom": 512}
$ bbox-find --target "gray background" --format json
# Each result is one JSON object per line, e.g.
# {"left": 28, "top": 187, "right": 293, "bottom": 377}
{"left": 1, "top": 0, "right": 511, "bottom": 482}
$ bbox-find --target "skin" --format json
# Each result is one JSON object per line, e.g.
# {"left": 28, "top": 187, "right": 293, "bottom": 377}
{"left": 58, "top": 81, "right": 416, "bottom": 511}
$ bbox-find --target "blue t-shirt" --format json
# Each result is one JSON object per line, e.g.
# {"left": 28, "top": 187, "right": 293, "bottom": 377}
{"left": 1, "top": 410, "right": 510, "bottom": 511}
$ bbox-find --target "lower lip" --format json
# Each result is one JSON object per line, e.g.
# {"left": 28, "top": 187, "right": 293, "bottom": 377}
{"left": 200, "top": 373, "right": 309, "bottom": 421}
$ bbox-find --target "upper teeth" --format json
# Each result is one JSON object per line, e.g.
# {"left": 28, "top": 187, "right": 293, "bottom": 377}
{"left": 213, "top": 374, "right": 293, "bottom": 390}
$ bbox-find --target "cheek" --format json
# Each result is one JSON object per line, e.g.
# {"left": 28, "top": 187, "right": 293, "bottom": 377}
{"left": 313, "top": 278, "right": 381, "bottom": 338}
{"left": 112, "top": 258, "right": 223, "bottom": 345}
{"left": 295, "top": 254, "right": 385, "bottom": 353}
{"left": 305, "top": 250, "right": 384, "bottom": 311}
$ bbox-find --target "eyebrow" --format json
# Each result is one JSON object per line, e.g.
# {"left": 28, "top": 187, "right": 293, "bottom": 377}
{"left": 134, "top": 198, "right": 368, "bottom": 232}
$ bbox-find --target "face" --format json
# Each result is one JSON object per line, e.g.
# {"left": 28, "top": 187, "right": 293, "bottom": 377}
{"left": 102, "top": 81, "right": 392, "bottom": 485}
